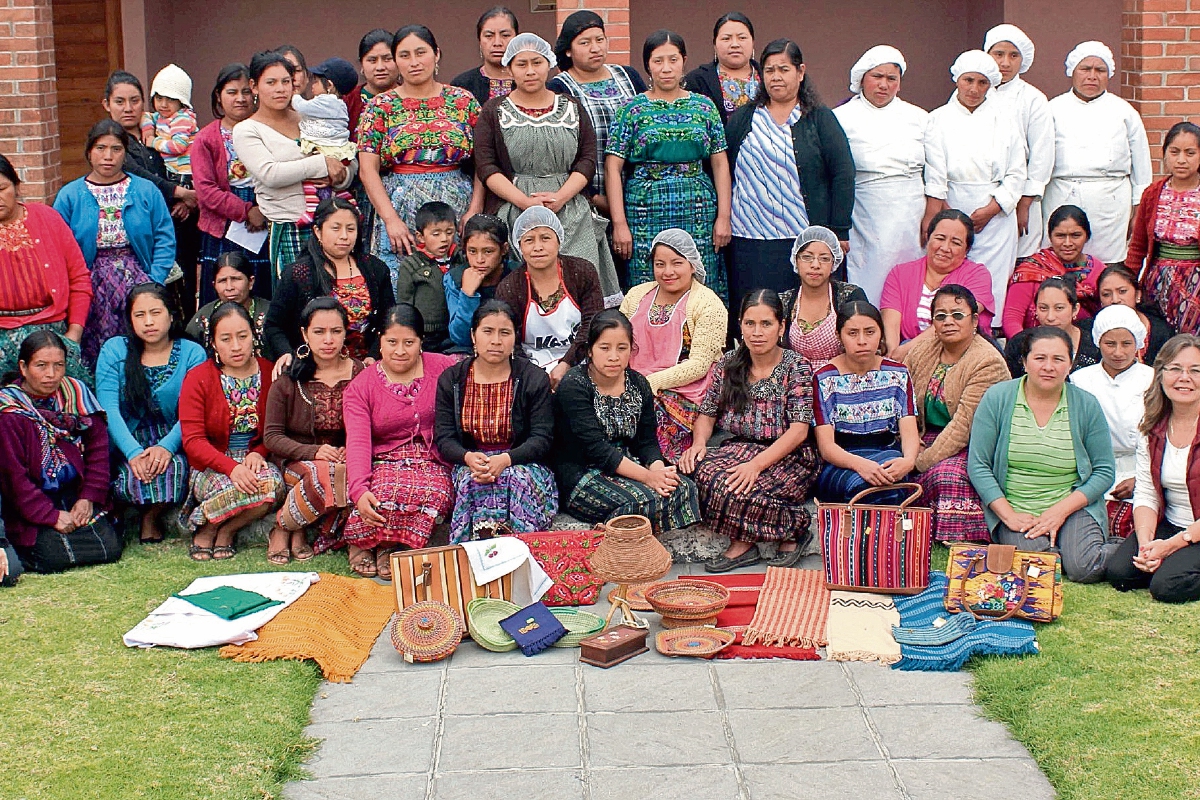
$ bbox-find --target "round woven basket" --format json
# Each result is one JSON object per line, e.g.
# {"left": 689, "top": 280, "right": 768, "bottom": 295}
{"left": 590, "top": 515, "right": 672, "bottom": 585}
{"left": 390, "top": 601, "right": 464, "bottom": 662}
{"left": 466, "top": 597, "right": 520, "bottom": 652}
{"left": 645, "top": 580, "right": 731, "bottom": 628}
{"left": 550, "top": 608, "right": 606, "bottom": 647}
{"left": 655, "top": 626, "right": 736, "bottom": 658}
{"left": 607, "top": 582, "right": 657, "bottom": 611}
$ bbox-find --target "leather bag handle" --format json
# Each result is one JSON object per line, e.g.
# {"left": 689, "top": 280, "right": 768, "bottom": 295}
{"left": 847, "top": 482, "right": 924, "bottom": 511}
{"left": 955, "top": 555, "right": 1031, "bottom": 622}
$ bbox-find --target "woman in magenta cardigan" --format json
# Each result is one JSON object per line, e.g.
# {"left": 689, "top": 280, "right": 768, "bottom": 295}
{"left": 179, "top": 302, "right": 282, "bottom": 560}
{"left": 343, "top": 303, "right": 455, "bottom": 580}
{"left": 879, "top": 209, "right": 996, "bottom": 360}
{"left": 192, "top": 63, "right": 272, "bottom": 304}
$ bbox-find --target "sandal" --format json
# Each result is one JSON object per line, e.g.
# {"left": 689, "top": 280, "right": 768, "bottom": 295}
{"left": 188, "top": 545, "right": 213, "bottom": 562}
{"left": 291, "top": 538, "right": 315, "bottom": 561}
{"left": 767, "top": 546, "right": 806, "bottom": 568}
{"left": 376, "top": 549, "right": 395, "bottom": 582}
{"left": 349, "top": 551, "right": 377, "bottom": 578}
{"left": 704, "top": 547, "right": 761, "bottom": 574}
{"left": 212, "top": 545, "right": 237, "bottom": 560}
{"left": 267, "top": 549, "right": 291, "bottom": 566}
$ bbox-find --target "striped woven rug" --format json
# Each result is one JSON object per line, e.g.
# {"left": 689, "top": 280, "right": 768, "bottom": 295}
{"left": 742, "top": 567, "right": 830, "bottom": 649}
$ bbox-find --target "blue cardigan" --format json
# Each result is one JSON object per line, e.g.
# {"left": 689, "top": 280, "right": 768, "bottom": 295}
{"left": 95, "top": 337, "right": 207, "bottom": 460}
{"left": 967, "top": 377, "right": 1115, "bottom": 534}
{"left": 53, "top": 174, "right": 176, "bottom": 283}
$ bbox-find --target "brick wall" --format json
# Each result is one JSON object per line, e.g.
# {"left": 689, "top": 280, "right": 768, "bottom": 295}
{"left": 0, "top": 0, "right": 60, "bottom": 203}
{"left": 1122, "top": 0, "right": 1200, "bottom": 158}
{"left": 556, "top": 0, "right": 631, "bottom": 66}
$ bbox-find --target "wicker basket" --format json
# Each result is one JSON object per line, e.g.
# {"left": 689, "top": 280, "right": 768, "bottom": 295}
{"left": 645, "top": 580, "right": 731, "bottom": 628}
{"left": 590, "top": 515, "right": 672, "bottom": 585}
{"left": 466, "top": 597, "right": 520, "bottom": 652}
{"left": 550, "top": 608, "right": 606, "bottom": 647}
{"left": 655, "top": 626, "right": 736, "bottom": 658}
{"left": 390, "top": 601, "right": 464, "bottom": 663}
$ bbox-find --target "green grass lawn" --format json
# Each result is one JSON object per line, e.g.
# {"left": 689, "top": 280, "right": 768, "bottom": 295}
{"left": 0, "top": 541, "right": 1196, "bottom": 799}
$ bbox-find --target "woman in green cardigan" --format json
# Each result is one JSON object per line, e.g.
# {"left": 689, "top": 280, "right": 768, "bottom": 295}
{"left": 967, "top": 326, "right": 1119, "bottom": 583}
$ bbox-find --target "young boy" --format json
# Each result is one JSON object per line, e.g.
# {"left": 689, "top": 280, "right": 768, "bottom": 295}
{"left": 293, "top": 58, "right": 360, "bottom": 225}
{"left": 395, "top": 201, "right": 461, "bottom": 352}
{"left": 141, "top": 64, "right": 198, "bottom": 184}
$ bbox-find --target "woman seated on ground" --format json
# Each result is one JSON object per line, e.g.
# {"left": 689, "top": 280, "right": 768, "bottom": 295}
{"left": 496, "top": 206, "right": 603, "bottom": 389}
{"left": 0, "top": 152, "right": 92, "bottom": 383}
{"left": 263, "top": 298, "right": 363, "bottom": 567}
{"left": 186, "top": 252, "right": 272, "bottom": 357}
{"left": 1005, "top": 278, "right": 1100, "bottom": 378}
{"left": 0, "top": 331, "right": 117, "bottom": 574}
{"left": 1003, "top": 204, "right": 1099, "bottom": 338}
{"left": 968, "top": 326, "right": 1117, "bottom": 583}
{"left": 1095, "top": 265, "right": 1174, "bottom": 365}
{"left": 180, "top": 302, "right": 283, "bottom": 561}
{"left": 343, "top": 304, "right": 457, "bottom": 580}
{"left": 553, "top": 309, "right": 701, "bottom": 534}
{"left": 265, "top": 198, "right": 394, "bottom": 375}
{"left": 435, "top": 300, "right": 558, "bottom": 543}
{"left": 813, "top": 301, "right": 920, "bottom": 504}
{"left": 0, "top": 504, "right": 21, "bottom": 587}
{"left": 903, "top": 285, "right": 1009, "bottom": 543}
{"left": 879, "top": 209, "right": 995, "bottom": 360}
{"left": 446, "top": 214, "right": 512, "bottom": 350}
{"left": 1108, "top": 334, "right": 1200, "bottom": 603}
{"left": 780, "top": 226, "right": 867, "bottom": 370}
{"left": 679, "top": 290, "right": 819, "bottom": 572}
{"left": 96, "top": 283, "right": 206, "bottom": 543}
{"left": 1070, "top": 305, "right": 1155, "bottom": 540}
{"left": 619, "top": 229, "right": 726, "bottom": 460}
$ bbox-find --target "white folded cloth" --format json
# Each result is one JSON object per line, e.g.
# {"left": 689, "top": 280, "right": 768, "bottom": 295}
{"left": 460, "top": 538, "right": 552, "bottom": 607}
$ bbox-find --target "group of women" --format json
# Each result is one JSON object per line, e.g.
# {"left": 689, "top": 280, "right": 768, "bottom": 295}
{"left": 0, "top": 11, "right": 1198, "bottom": 605}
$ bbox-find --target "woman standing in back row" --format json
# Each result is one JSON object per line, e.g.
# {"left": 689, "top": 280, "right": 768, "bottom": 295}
{"left": 682, "top": 12, "right": 761, "bottom": 124}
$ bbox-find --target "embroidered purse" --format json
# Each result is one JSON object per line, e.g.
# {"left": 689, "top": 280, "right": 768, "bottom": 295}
{"left": 944, "top": 543, "right": 1063, "bottom": 623}
{"left": 514, "top": 529, "right": 605, "bottom": 607}
{"left": 817, "top": 483, "right": 932, "bottom": 595}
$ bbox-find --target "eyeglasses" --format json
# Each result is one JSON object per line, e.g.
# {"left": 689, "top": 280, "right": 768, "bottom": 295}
{"left": 797, "top": 253, "right": 834, "bottom": 267}
{"left": 1163, "top": 365, "right": 1200, "bottom": 378}
{"left": 932, "top": 311, "right": 970, "bottom": 322}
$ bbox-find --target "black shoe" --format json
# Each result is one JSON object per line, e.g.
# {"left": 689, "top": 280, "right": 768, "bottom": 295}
{"left": 766, "top": 546, "right": 806, "bottom": 568}
{"left": 704, "top": 548, "right": 761, "bottom": 573}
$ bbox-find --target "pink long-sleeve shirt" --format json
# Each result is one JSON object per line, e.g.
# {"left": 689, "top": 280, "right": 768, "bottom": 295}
{"left": 343, "top": 354, "right": 457, "bottom": 502}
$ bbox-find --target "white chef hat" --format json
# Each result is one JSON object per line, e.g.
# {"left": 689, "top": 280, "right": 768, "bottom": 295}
{"left": 984, "top": 24, "right": 1035, "bottom": 73}
{"left": 511, "top": 205, "right": 565, "bottom": 251}
{"left": 502, "top": 33, "right": 557, "bottom": 68}
{"left": 650, "top": 228, "right": 706, "bottom": 283}
{"left": 1091, "top": 303, "right": 1147, "bottom": 351}
{"left": 150, "top": 64, "right": 193, "bottom": 108}
{"left": 1065, "top": 41, "right": 1115, "bottom": 78}
{"left": 950, "top": 50, "right": 1002, "bottom": 87}
{"left": 848, "top": 45, "right": 907, "bottom": 94}
{"left": 790, "top": 226, "right": 844, "bottom": 272}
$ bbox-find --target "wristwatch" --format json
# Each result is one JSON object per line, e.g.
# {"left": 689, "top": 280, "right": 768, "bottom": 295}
{"left": 1183, "top": 529, "right": 1196, "bottom": 545}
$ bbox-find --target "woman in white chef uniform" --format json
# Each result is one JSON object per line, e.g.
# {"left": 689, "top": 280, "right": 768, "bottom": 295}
{"left": 1044, "top": 41, "right": 1152, "bottom": 265}
{"left": 833, "top": 46, "right": 927, "bottom": 305}
{"left": 984, "top": 24, "right": 1054, "bottom": 261}
{"left": 923, "top": 50, "right": 1026, "bottom": 316}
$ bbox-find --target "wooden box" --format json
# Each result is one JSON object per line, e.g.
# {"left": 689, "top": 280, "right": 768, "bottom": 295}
{"left": 579, "top": 625, "right": 649, "bottom": 668}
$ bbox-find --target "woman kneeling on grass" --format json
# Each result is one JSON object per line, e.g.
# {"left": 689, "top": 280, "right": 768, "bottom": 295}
{"left": 180, "top": 302, "right": 283, "bottom": 561}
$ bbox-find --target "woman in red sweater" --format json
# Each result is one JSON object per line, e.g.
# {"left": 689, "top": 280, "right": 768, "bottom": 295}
{"left": 180, "top": 302, "right": 282, "bottom": 560}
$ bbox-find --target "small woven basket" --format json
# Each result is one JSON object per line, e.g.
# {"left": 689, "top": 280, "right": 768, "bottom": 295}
{"left": 590, "top": 515, "right": 672, "bottom": 585}
{"left": 655, "top": 626, "right": 735, "bottom": 658}
{"left": 390, "top": 601, "right": 464, "bottom": 663}
{"left": 549, "top": 608, "right": 606, "bottom": 647}
{"left": 466, "top": 597, "right": 520, "bottom": 652}
{"left": 645, "top": 580, "right": 731, "bottom": 628}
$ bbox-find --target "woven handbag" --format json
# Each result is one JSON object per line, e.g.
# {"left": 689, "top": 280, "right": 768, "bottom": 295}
{"left": 817, "top": 483, "right": 932, "bottom": 595}
{"left": 944, "top": 543, "right": 1063, "bottom": 622}
{"left": 390, "top": 544, "right": 512, "bottom": 620}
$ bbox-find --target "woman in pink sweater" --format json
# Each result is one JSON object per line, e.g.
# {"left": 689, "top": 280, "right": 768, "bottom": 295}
{"left": 342, "top": 303, "right": 456, "bottom": 579}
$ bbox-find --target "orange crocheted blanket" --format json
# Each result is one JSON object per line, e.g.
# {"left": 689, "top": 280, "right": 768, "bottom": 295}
{"left": 219, "top": 573, "right": 394, "bottom": 683}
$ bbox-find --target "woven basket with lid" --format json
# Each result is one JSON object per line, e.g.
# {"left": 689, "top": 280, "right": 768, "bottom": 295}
{"left": 590, "top": 515, "right": 672, "bottom": 585}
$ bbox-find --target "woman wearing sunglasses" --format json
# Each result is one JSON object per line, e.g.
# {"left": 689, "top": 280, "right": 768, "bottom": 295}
{"left": 903, "top": 284, "right": 1009, "bottom": 543}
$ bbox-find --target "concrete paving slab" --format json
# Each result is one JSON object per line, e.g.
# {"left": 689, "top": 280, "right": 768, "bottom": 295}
{"left": 715, "top": 660, "right": 857, "bottom": 709}
{"left": 283, "top": 772, "right": 428, "bottom": 800}
{"left": 587, "top": 709, "right": 731, "bottom": 768}
{"left": 437, "top": 713, "right": 581, "bottom": 772}
{"left": 589, "top": 764, "right": 741, "bottom": 800}
{"left": 893, "top": 757, "right": 1057, "bottom": 799}
{"left": 447, "top": 639, "right": 580, "bottom": 668}
{"left": 309, "top": 670, "right": 444, "bottom": 723}
{"left": 303, "top": 718, "right": 437, "bottom": 777}
{"left": 869, "top": 705, "right": 1033, "bottom": 760}
{"left": 432, "top": 768, "right": 586, "bottom": 800}
{"left": 583, "top": 660, "right": 718, "bottom": 712}
{"left": 741, "top": 761, "right": 903, "bottom": 800}
{"left": 443, "top": 664, "right": 579, "bottom": 715}
{"left": 844, "top": 661, "right": 975, "bottom": 706}
{"left": 727, "top": 707, "right": 880, "bottom": 764}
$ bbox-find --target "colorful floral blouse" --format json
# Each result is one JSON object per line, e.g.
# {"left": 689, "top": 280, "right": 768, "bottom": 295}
{"left": 606, "top": 93, "right": 727, "bottom": 177}
{"left": 333, "top": 274, "right": 372, "bottom": 359}
{"left": 592, "top": 369, "right": 645, "bottom": 443}
{"left": 924, "top": 362, "right": 954, "bottom": 429}
{"left": 355, "top": 85, "right": 481, "bottom": 168}
{"left": 220, "top": 125, "right": 253, "bottom": 188}
{"left": 0, "top": 213, "right": 52, "bottom": 316}
{"left": 699, "top": 348, "right": 812, "bottom": 442}
{"left": 719, "top": 71, "right": 761, "bottom": 114}
{"left": 308, "top": 378, "right": 350, "bottom": 440}
{"left": 483, "top": 68, "right": 514, "bottom": 100}
{"left": 812, "top": 358, "right": 916, "bottom": 446}
{"left": 85, "top": 177, "right": 130, "bottom": 249}
{"left": 220, "top": 371, "right": 261, "bottom": 438}
{"left": 1153, "top": 184, "right": 1200, "bottom": 247}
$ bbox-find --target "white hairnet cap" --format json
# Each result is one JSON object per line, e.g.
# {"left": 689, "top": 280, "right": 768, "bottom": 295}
{"left": 503, "top": 33, "right": 557, "bottom": 68}
{"left": 984, "top": 24, "right": 1035, "bottom": 73}
{"left": 650, "top": 228, "right": 706, "bottom": 283}
{"left": 849, "top": 45, "right": 907, "bottom": 94}
{"left": 950, "top": 50, "right": 1002, "bottom": 87}
{"left": 1091, "top": 303, "right": 1147, "bottom": 350}
{"left": 1065, "top": 41, "right": 1115, "bottom": 78}
{"left": 790, "top": 226, "right": 844, "bottom": 272}
{"left": 511, "top": 205, "right": 565, "bottom": 251}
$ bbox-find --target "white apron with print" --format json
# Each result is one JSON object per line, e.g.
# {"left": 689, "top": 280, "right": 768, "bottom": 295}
{"left": 524, "top": 277, "right": 582, "bottom": 373}
{"left": 847, "top": 175, "right": 926, "bottom": 304}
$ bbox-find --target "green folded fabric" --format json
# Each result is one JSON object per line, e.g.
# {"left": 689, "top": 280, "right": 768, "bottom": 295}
{"left": 174, "top": 586, "right": 282, "bottom": 620}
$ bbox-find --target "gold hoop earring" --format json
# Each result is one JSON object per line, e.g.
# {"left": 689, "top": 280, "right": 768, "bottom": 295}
{"left": 296, "top": 344, "right": 311, "bottom": 359}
